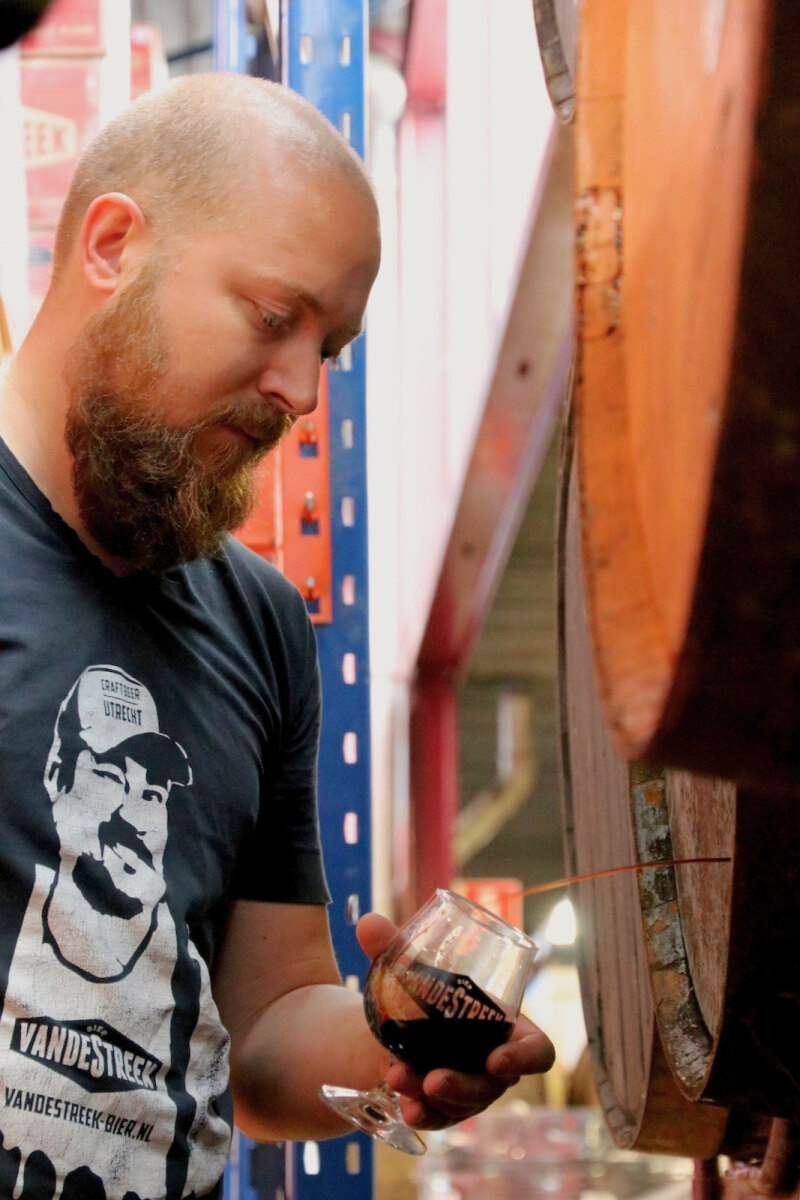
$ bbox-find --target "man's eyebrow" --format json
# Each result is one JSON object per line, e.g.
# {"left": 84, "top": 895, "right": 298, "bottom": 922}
{"left": 252, "top": 276, "right": 321, "bottom": 310}
{"left": 338, "top": 324, "right": 364, "bottom": 343}
{"left": 254, "top": 277, "right": 364, "bottom": 339}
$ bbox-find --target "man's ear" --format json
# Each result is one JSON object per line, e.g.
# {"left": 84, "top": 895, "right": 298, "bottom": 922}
{"left": 78, "top": 192, "right": 147, "bottom": 296}
{"left": 44, "top": 745, "right": 63, "bottom": 802}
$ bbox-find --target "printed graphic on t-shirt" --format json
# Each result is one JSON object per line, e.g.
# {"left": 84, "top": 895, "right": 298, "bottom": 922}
{"left": 0, "top": 665, "right": 231, "bottom": 1199}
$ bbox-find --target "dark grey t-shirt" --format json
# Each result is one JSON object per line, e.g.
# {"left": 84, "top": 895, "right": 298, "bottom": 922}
{"left": 0, "top": 439, "right": 329, "bottom": 1199}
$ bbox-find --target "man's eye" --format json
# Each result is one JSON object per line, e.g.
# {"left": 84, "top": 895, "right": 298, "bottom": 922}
{"left": 92, "top": 767, "right": 123, "bottom": 785}
{"left": 143, "top": 789, "right": 165, "bottom": 805}
{"left": 260, "top": 309, "right": 287, "bottom": 331}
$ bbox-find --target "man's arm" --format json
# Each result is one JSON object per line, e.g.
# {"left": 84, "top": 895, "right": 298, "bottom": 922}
{"left": 212, "top": 899, "right": 386, "bottom": 1143}
{"left": 212, "top": 900, "right": 556, "bottom": 1144}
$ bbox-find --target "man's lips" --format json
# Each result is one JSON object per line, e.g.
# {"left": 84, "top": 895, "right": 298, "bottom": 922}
{"left": 99, "top": 811, "right": 153, "bottom": 869}
{"left": 222, "top": 419, "right": 264, "bottom": 442}
{"left": 188, "top": 425, "right": 263, "bottom": 470}
{"left": 105, "top": 842, "right": 150, "bottom": 874}
{"left": 201, "top": 424, "right": 258, "bottom": 450}
{"left": 192, "top": 405, "right": 294, "bottom": 462}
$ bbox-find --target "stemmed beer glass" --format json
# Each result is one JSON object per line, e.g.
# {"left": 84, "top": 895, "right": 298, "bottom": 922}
{"left": 320, "top": 888, "right": 538, "bottom": 1155}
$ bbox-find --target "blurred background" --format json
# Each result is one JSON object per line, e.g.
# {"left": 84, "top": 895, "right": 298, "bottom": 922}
{"left": 6, "top": 3, "right": 784, "bottom": 1199}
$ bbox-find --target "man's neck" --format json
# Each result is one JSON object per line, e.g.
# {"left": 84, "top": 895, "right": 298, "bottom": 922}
{"left": 0, "top": 348, "right": 136, "bottom": 575}
{"left": 0, "top": 344, "right": 78, "bottom": 526}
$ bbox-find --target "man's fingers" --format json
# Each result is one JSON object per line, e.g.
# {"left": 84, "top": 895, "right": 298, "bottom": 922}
{"left": 351, "top": 942, "right": 555, "bottom": 1134}
{"left": 398, "top": 1070, "right": 508, "bottom": 1129}
{"left": 486, "top": 1023, "right": 556, "bottom": 1079}
{"left": 399, "top": 1095, "right": 450, "bottom": 1131}
{"left": 386, "top": 1013, "right": 555, "bottom": 1130}
{"left": 423, "top": 1068, "right": 507, "bottom": 1111}
{"left": 385, "top": 1058, "right": 426, "bottom": 1099}
{"left": 389, "top": 1061, "right": 506, "bottom": 1126}
{"left": 354, "top": 912, "right": 397, "bottom": 961}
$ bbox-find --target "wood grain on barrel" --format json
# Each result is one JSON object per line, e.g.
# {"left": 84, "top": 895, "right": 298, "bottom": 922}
{"left": 533, "top": 0, "right": 578, "bottom": 122}
{"left": 573, "top": 0, "right": 800, "bottom": 783}
{"left": 666, "top": 771, "right": 734, "bottom": 1041}
{"left": 633, "top": 775, "right": 731, "bottom": 1098}
{"left": 633, "top": 775, "right": 800, "bottom": 1118}
{"left": 558, "top": 417, "right": 729, "bottom": 1155}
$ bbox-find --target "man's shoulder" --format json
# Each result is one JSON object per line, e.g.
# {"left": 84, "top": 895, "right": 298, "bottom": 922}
{"left": 220, "top": 534, "right": 299, "bottom": 594}
{"left": 207, "top": 535, "right": 313, "bottom": 631}
{"left": 207, "top": 537, "right": 319, "bottom": 687}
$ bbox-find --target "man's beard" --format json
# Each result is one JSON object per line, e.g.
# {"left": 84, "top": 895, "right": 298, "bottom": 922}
{"left": 64, "top": 258, "right": 292, "bottom": 573}
{"left": 71, "top": 807, "right": 160, "bottom": 920}
{"left": 72, "top": 851, "right": 144, "bottom": 920}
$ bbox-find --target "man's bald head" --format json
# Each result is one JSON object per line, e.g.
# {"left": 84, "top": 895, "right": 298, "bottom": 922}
{"left": 53, "top": 73, "right": 377, "bottom": 274}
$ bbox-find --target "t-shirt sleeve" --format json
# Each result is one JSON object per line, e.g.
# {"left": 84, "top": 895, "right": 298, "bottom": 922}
{"left": 232, "top": 580, "right": 331, "bottom": 906}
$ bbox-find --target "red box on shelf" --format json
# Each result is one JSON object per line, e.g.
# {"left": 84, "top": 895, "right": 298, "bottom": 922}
{"left": 131, "top": 23, "right": 167, "bottom": 99}
{"left": 22, "top": 57, "right": 101, "bottom": 229}
{"left": 28, "top": 227, "right": 56, "bottom": 319}
{"left": 234, "top": 370, "right": 333, "bottom": 624}
{"left": 454, "top": 878, "right": 525, "bottom": 930}
{"left": 22, "top": 0, "right": 104, "bottom": 56}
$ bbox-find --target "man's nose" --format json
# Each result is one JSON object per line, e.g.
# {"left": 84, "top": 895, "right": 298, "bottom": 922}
{"left": 118, "top": 793, "right": 145, "bottom": 830}
{"left": 256, "top": 338, "right": 321, "bottom": 417}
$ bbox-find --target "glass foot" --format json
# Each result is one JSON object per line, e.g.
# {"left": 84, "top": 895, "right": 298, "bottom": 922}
{"left": 319, "top": 1084, "right": 426, "bottom": 1155}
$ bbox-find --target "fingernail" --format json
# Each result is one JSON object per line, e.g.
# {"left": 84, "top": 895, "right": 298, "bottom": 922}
{"left": 493, "top": 1052, "right": 514, "bottom": 1076}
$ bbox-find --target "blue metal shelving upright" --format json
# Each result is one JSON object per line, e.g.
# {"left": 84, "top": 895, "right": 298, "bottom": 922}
{"left": 283, "top": 3, "right": 374, "bottom": 1197}
{"left": 215, "top": 3, "right": 374, "bottom": 1198}
{"left": 212, "top": 0, "right": 249, "bottom": 71}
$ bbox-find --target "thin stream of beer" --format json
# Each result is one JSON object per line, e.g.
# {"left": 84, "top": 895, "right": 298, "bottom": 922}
{"left": 517, "top": 856, "right": 731, "bottom": 898}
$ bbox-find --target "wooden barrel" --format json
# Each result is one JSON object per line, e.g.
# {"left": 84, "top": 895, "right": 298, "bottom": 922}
{"left": 532, "top": 0, "right": 578, "bottom": 122}
{"left": 573, "top": 0, "right": 800, "bottom": 787}
{"left": 561, "top": 410, "right": 800, "bottom": 1140}
{"left": 633, "top": 772, "right": 800, "bottom": 1120}
{"left": 557, "top": 413, "right": 733, "bottom": 1156}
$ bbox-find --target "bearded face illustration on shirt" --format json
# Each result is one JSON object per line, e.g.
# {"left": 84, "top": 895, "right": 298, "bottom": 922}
{"left": 0, "top": 666, "right": 231, "bottom": 1200}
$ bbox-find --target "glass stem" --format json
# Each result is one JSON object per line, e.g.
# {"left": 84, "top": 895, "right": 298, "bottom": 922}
{"left": 363, "top": 1080, "right": 397, "bottom": 1124}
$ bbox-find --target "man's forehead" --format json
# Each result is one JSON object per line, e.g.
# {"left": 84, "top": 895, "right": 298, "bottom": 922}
{"left": 84, "top": 732, "right": 190, "bottom": 789}
{"left": 87, "top": 742, "right": 150, "bottom": 775}
{"left": 238, "top": 150, "right": 379, "bottom": 244}
{"left": 85, "top": 746, "right": 170, "bottom": 795}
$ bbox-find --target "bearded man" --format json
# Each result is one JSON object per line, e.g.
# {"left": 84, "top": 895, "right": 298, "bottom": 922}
{"left": 0, "top": 72, "right": 554, "bottom": 1200}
